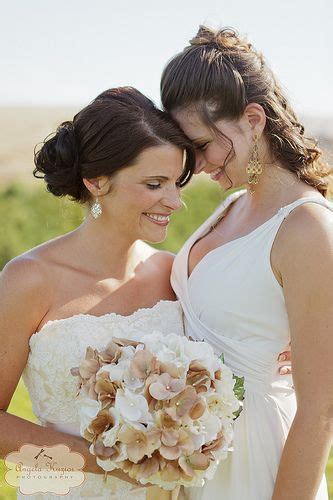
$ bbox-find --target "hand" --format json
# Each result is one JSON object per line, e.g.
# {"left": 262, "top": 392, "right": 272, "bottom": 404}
{"left": 277, "top": 342, "right": 292, "bottom": 375}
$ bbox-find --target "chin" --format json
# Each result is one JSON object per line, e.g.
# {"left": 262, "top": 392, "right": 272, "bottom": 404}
{"left": 216, "top": 177, "right": 233, "bottom": 191}
{"left": 141, "top": 230, "right": 168, "bottom": 244}
{"left": 217, "top": 173, "right": 245, "bottom": 191}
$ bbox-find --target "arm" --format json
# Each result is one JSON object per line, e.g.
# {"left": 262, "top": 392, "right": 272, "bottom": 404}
{"left": 0, "top": 257, "right": 144, "bottom": 485}
{"left": 272, "top": 204, "right": 333, "bottom": 500}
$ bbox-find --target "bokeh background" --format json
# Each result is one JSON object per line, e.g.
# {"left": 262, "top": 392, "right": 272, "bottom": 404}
{"left": 0, "top": 0, "right": 332, "bottom": 497}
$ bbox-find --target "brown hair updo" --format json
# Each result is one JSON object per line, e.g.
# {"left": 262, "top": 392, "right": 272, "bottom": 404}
{"left": 34, "top": 87, "right": 196, "bottom": 202}
{"left": 161, "top": 26, "right": 332, "bottom": 197}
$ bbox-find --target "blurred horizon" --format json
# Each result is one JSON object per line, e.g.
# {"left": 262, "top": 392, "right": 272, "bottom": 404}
{"left": 0, "top": 104, "right": 332, "bottom": 186}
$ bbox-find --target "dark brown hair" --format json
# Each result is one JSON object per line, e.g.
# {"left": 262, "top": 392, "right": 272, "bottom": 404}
{"left": 161, "top": 26, "right": 332, "bottom": 197}
{"left": 34, "top": 87, "right": 195, "bottom": 202}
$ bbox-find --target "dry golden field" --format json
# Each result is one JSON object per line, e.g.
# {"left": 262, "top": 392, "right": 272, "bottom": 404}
{"left": 0, "top": 106, "right": 78, "bottom": 185}
{"left": 0, "top": 106, "right": 332, "bottom": 187}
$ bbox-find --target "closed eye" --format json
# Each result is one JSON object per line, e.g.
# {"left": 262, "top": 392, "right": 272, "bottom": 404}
{"left": 195, "top": 142, "right": 209, "bottom": 151}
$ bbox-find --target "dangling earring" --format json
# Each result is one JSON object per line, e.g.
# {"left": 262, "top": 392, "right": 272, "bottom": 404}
{"left": 91, "top": 197, "right": 102, "bottom": 219}
{"left": 246, "top": 134, "right": 263, "bottom": 195}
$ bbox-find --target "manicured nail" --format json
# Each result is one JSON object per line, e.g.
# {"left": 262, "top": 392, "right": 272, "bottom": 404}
{"left": 280, "top": 367, "right": 289, "bottom": 374}
{"left": 279, "top": 354, "right": 286, "bottom": 361}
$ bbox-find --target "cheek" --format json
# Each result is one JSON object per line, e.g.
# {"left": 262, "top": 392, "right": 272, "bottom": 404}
{"left": 206, "top": 144, "right": 231, "bottom": 165}
{"left": 114, "top": 186, "right": 160, "bottom": 213}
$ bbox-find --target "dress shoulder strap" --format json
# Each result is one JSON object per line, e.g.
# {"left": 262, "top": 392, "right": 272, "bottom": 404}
{"left": 279, "top": 196, "right": 333, "bottom": 220}
{"left": 261, "top": 196, "right": 333, "bottom": 253}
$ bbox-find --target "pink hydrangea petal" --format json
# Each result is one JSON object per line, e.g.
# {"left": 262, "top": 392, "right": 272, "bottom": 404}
{"left": 149, "top": 382, "right": 172, "bottom": 401}
{"left": 159, "top": 444, "right": 181, "bottom": 460}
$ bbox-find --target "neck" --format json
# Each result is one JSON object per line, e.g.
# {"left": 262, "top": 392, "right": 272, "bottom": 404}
{"left": 244, "top": 163, "right": 321, "bottom": 209}
{"left": 72, "top": 215, "right": 140, "bottom": 280}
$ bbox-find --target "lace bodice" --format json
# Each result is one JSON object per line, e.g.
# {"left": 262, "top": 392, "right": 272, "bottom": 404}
{"left": 18, "top": 300, "right": 184, "bottom": 499}
{"left": 23, "top": 300, "right": 184, "bottom": 428}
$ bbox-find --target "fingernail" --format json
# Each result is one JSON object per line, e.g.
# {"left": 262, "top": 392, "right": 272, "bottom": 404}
{"left": 279, "top": 354, "right": 286, "bottom": 361}
{"left": 280, "top": 367, "right": 288, "bottom": 374}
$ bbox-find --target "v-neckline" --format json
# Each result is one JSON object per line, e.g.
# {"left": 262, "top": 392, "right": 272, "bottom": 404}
{"left": 186, "top": 192, "right": 326, "bottom": 281}
{"left": 187, "top": 190, "right": 247, "bottom": 279}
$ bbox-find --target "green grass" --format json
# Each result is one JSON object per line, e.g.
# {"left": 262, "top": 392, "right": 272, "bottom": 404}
{"left": 0, "top": 381, "right": 332, "bottom": 499}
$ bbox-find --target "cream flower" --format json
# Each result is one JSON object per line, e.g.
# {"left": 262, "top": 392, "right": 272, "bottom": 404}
{"left": 97, "top": 341, "right": 122, "bottom": 364}
{"left": 101, "top": 408, "right": 121, "bottom": 448}
{"left": 142, "top": 332, "right": 189, "bottom": 375}
{"left": 118, "top": 424, "right": 161, "bottom": 463}
{"left": 130, "top": 348, "right": 160, "bottom": 379}
{"left": 186, "top": 361, "right": 212, "bottom": 394}
{"left": 191, "top": 412, "right": 221, "bottom": 444}
{"left": 168, "top": 386, "right": 206, "bottom": 419}
{"left": 159, "top": 428, "right": 195, "bottom": 460}
{"left": 149, "top": 373, "right": 186, "bottom": 401}
{"left": 95, "top": 372, "right": 121, "bottom": 408}
{"left": 178, "top": 451, "right": 210, "bottom": 477}
{"left": 82, "top": 347, "right": 100, "bottom": 376}
{"left": 99, "top": 362, "right": 126, "bottom": 384}
{"left": 93, "top": 442, "right": 128, "bottom": 472}
{"left": 76, "top": 396, "right": 101, "bottom": 439}
{"left": 115, "top": 388, "right": 152, "bottom": 424}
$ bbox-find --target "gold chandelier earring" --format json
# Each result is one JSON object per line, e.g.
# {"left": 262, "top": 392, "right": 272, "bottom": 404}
{"left": 246, "top": 134, "right": 263, "bottom": 195}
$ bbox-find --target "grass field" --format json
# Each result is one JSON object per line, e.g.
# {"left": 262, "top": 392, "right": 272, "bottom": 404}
{"left": 0, "top": 380, "right": 332, "bottom": 499}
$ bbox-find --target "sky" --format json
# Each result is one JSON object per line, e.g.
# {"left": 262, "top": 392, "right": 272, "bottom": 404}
{"left": 1, "top": 0, "right": 332, "bottom": 117}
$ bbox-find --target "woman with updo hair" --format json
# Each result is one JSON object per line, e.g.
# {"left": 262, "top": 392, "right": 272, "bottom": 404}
{"left": 162, "top": 26, "right": 332, "bottom": 499}
{"left": 0, "top": 87, "right": 195, "bottom": 499}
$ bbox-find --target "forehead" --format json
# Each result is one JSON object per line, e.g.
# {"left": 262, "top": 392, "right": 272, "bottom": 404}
{"left": 118, "top": 144, "right": 184, "bottom": 179}
{"left": 171, "top": 108, "right": 211, "bottom": 141}
{"left": 173, "top": 108, "right": 243, "bottom": 142}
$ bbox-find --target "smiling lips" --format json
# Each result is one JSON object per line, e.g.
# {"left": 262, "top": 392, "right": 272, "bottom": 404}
{"left": 143, "top": 212, "right": 170, "bottom": 226}
{"left": 209, "top": 166, "right": 224, "bottom": 181}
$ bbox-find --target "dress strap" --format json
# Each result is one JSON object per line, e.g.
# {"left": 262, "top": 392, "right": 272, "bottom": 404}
{"left": 278, "top": 196, "right": 333, "bottom": 220}
{"left": 264, "top": 196, "right": 333, "bottom": 254}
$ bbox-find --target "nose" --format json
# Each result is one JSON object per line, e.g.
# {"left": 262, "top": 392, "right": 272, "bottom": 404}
{"left": 194, "top": 151, "right": 206, "bottom": 174}
{"left": 162, "top": 187, "right": 183, "bottom": 212}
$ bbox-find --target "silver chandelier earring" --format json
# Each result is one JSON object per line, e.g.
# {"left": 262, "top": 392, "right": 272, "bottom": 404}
{"left": 91, "top": 197, "right": 102, "bottom": 219}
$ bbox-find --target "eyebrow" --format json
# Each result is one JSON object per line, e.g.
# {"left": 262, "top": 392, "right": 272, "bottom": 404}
{"left": 192, "top": 137, "right": 209, "bottom": 144}
{"left": 143, "top": 175, "right": 170, "bottom": 180}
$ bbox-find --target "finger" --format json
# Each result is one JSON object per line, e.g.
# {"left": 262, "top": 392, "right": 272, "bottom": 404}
{"left": 278, "top": 351, "right": 291, "bottom": 362}
{"left": 279, "top": 366, "right": 291, "bottom": 375}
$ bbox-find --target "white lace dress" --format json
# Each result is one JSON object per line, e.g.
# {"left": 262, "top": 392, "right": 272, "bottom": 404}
{"left": 17, "top": 300, "right": 184, "bottom": 499}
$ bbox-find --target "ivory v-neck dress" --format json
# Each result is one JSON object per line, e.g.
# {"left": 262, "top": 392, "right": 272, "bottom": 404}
{"left": 171, "top": 190, "right": 329, "bottom": 500}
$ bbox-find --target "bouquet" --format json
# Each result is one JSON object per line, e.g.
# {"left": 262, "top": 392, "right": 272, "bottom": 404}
{"left": 71, "top": 332, "right": 242, "bottom": 490}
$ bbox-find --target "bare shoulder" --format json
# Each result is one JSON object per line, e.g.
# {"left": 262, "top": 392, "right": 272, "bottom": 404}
{"left": 274, "top": 200, "right": 333, "bottom": 275}
{"left": 1, "top": 252, "right": 52, "bottom": 332}
{"left": 136, "top": 242, "right": 176, "bottom": 301}
{"left": 137, "top": 241, "right": 175, "bottom": 270}
{"left": 2, "top": 252, "right": 48, "bottom": 290}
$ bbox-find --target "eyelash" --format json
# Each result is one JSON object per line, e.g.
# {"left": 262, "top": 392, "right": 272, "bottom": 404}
{"left": 196, "top": 142, "right": 209, "bottom": 151}
{"left": 146, "top": 182, "right": 181, "bottom": 190}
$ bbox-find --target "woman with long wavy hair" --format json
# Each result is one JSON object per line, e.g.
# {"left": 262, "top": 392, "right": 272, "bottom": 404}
{"left": 162, "top": 26, "right": 332, "bottom": 500}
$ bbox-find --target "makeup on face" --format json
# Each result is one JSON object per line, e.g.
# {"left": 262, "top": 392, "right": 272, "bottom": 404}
{"left": 103, "top": 144, "right": 184, "bottom": 243}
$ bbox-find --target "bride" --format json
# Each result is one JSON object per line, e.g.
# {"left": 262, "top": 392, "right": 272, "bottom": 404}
{"left": 0, "top": 87, "right": 195, "bottom": 499}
